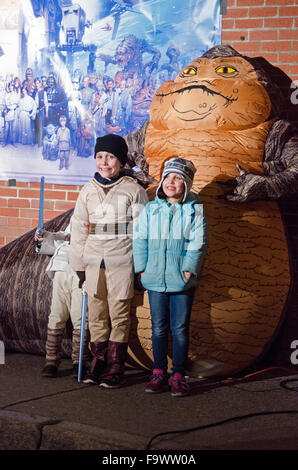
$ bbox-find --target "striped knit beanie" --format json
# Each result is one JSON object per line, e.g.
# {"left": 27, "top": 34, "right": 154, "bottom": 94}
{"left": 156, "top": 157, "right": 197, "bottom": 202}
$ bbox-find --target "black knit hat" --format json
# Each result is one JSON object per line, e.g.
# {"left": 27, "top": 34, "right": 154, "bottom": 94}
{"left": 94, "top": 134, "right": 128, "bottom": 166}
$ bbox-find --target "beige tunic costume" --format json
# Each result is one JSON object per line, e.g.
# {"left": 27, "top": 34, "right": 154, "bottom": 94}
{"left": 70, "top": 175, "right": 148, "bottom": 343}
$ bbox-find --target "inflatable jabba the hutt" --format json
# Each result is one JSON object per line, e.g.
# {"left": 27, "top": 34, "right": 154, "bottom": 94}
{"left": 125, "top": 45, "right": 298, "bottom": 377}
{"left": 1, "top": 45, "right": 297, "bottom": 378}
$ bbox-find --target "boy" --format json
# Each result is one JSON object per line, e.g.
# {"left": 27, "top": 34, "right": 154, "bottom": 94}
{"left": 70, "top": 134, "right": 148, "bottom": 388}
{"left": 35, "top": 220, "right": 90, "bottom": 379}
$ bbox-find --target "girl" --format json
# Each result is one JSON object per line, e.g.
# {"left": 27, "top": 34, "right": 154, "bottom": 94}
{"left": 70, "top": 134, "right": 148, "bottom": 388}
{"left": 133, "top": 157, "right": 207, "bottom": 397}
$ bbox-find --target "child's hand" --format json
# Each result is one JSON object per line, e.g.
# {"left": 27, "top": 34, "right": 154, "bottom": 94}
{"left": 134, "top": 272, "right": 144, "bottom": 291}
{"left": 34, "top": 231, "right": 44, "bottom": 242}
{"left": 76, "top": 271, "right": 86, "bottom": 288}
{"left": 184, "top": 271, "right": 192, "bottom": 281}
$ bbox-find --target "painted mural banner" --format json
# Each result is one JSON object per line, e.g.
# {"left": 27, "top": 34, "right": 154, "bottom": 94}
{"left": 0, "top": 0, "right": 221, "bottom": 185}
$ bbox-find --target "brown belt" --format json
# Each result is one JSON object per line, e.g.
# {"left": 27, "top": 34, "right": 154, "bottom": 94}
{"left": 89, "top": 222, "right": 132, "bottom": 235}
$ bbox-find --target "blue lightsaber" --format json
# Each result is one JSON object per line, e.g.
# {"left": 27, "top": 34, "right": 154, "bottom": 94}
{"left": 35, "top": 176, "right": 45, "bottom": 254}
{"left": 78, "top": 283, "right": 88, "bottom": 383}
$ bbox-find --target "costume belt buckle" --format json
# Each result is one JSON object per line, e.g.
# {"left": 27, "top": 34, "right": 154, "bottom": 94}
{"left": 97, "top": 224, "right": 107, "bottom": 233}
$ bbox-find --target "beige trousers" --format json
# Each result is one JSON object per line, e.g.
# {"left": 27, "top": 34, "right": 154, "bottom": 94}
{"left": 88, "top": 269, "right": 131, "bottom": 343}
{"left": 48, "top": 271, "right": 87, "bottom": 330}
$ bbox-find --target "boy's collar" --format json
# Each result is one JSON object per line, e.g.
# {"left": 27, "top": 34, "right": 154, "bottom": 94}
{"left": 94, "top": 172, "right": 122, "bottom": 186}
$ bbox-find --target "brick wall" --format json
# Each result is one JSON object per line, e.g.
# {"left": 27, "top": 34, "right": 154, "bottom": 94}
{"left": 222, "top": 0, "right": 298, "bottom": 80}
{"left": 0, "top": 0, "right": 297, "bottom": 248}
{"left": 0, "top": 181, "right": 81, "bottom": 247}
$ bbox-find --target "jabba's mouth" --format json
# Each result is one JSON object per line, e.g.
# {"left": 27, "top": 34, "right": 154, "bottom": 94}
{"left": 171, "top": 102, "right": 217, "bottom": 121}
{"left": 156, "top": 83, "right": 238, "bottom": 121}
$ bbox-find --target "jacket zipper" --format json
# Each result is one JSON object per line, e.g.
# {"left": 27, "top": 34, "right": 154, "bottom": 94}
{"left": 164, "top": 207, "right": 174, "bottom": 292}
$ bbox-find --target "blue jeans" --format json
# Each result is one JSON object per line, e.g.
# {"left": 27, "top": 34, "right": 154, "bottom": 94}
{"left": 148, "top": 289, "right": 195, "bottom": 375}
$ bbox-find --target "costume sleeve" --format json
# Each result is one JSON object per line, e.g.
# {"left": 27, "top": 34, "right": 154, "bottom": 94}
{"left": 181, "top": 202, "right": 208, "bottom": 275}
{"left": 225, "top": 120, "right": 298, "bottom": 202}
{"left": 264, "top": 134, "right": 298, "bottom": 198}
{"left": 38, "top": 228, "right": 70, "bottom": 256}
{"left": 69, "top": 189, "right": 89, "bottom": 271}
{"left": 133, "top": 205, "right": 149, "bottom": 273}
{"left": 130, "top": 187, "right": 149, "bottom": 226}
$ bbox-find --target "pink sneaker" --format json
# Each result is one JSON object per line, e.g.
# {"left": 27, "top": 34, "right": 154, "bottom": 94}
{"left": 169, "top": 372, "right": 190, "bottom": 397}
{"left": 145, "top": 369, "right": 169, "bottom": 393}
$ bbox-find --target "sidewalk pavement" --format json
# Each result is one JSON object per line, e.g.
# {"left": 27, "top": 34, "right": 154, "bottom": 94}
{"left": 1, "top": 352, "right": 298, "bottom": 456}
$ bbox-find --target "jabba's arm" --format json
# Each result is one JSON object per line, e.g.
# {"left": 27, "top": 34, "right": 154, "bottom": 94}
{"left": 224, "top": 120, "right": 298, "bottom": 202}
{"left": 124, "top": 120, "right": 156, "bottom": 186}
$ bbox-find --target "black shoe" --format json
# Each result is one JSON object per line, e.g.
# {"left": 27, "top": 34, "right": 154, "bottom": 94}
{"left": 83, "top": 372, "right": 100, "bottom": 384}
{"left": 41, "top": 364, "right": 58, "bottom": 378}
{"left": 83, "top": 359, "right": 105, "bottom": 384}
{"left": 72, "top": 364, "right": 87, "bottom": 380}
{"left": 99, "top": 374, "right": 123, "bottom": 389}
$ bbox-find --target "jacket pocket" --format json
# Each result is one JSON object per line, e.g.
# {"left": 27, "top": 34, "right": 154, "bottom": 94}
{"left": 180, "top": 268, "right": 198, "bottom": 290}
{"left": 141, "top": 251, "right": 163, "bottom": 288}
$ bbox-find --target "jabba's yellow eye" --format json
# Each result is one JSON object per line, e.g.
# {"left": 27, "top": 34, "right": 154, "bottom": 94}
{"left": 215, "top": 65, "right": 238, "bottom": 76}
{"left": 183, "top": 66, "right": 197, "bottom": 76}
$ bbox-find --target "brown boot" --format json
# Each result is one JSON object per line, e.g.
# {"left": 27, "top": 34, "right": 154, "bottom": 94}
{"left": 71, "top": 328, "right": 90, "bottom": 379}
{"left": 99, "top": 341, "right": 128, "bottom": 388}
{"left": 83, "top": 341, "right": 108, "bottom": 384}
{"left": 41, "top": 328, "right": 64, "bottom": 378}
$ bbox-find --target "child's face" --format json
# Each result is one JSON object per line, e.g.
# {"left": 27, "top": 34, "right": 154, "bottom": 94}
{"left": 162, "top": 173, "right": 184, "bottom": 200}
{"left": 95, "top": 151, "right": 121, "bottom": 179}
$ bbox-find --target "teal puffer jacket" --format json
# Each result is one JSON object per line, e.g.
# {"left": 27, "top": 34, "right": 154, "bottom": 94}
{"left": 133, "top": 192, "right": 207, "bottom": 293}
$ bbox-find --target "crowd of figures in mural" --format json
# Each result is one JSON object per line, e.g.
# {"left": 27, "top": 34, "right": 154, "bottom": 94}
{"left": 0, "top": 0, "right": 221, "bottom": 180}
{"left": 0, "top": 59, "right": 178, "bottom": 166}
